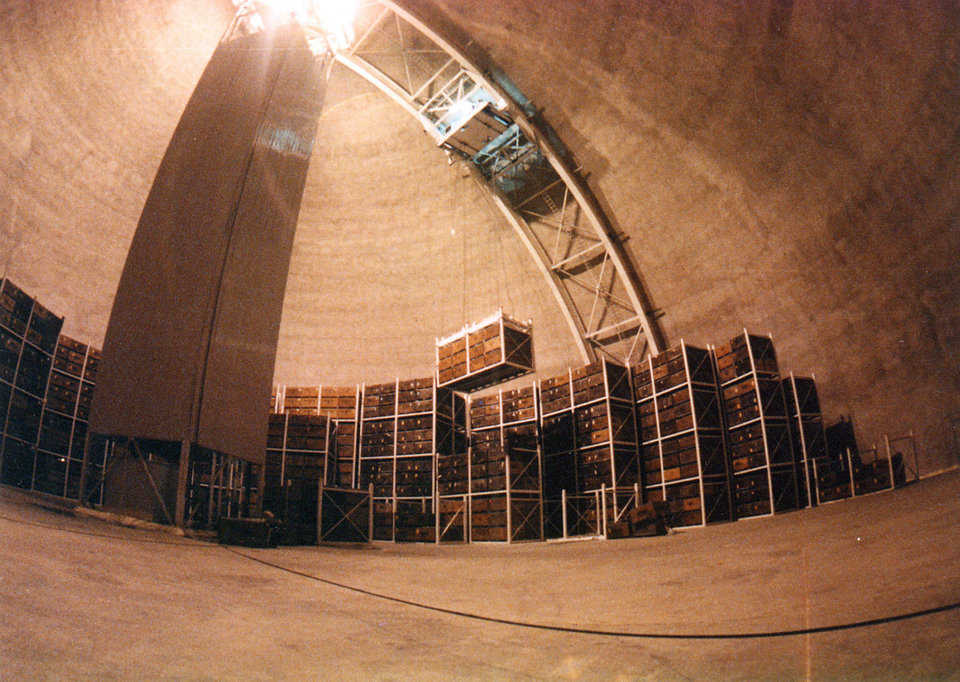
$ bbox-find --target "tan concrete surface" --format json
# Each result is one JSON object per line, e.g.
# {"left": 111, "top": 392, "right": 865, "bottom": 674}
{"left": 1, "top": 472, "right": 957, "bottom": 679}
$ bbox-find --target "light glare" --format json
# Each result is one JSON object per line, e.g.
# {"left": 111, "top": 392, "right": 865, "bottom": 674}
{"left": 257, "top": 0, "right": 359, "bottom": 50}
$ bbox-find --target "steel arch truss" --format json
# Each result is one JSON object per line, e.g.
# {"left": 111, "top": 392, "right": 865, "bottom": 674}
{"left": 230, "top": 0, "right": 663, "bottom": 364}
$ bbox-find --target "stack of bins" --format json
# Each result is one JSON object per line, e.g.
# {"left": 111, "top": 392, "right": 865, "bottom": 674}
{"left": 716, "top": 332, "right": 801, "bottom": 518}
{"left": 394, "top": 378, "right": 439, "bottom": 543}
{"left": 436, "top": 311, "right": 533, "bottom": 392}
{"left": 467, "top": 382, "right": 542, "bottom": 542}
{"left": 782, "top": 374, "right": 840, "bottom": 505}
{"left": 538, "top": 370, "right": 576, "bottom": 537}
{"left": 571, "top": 360, "right": 639, "bottom": 531}
{"left": 38, "top": 335, "right": 99, "bottom": 498}
{"left": 282, "top": 386, "right": 319, "bottom": 415}
{"left": 263, "top": 412, "right": 330, "bottom": 544}
{"left": 319, "top": 385, "right": 360, "bottom": 489}
{"left": 359, "top": 381, "right": 397, "bottom": 540}
{"left": 631, "top": 342, "right": 732, "bottom": 528}
{"left": 0, "top": 279, "right": 63, "bottom": 491}
{"left": 358, "top": 378, "right": 465, "bottom": 542}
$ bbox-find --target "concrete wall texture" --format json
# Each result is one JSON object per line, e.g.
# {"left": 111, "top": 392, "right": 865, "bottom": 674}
{"left": 0, "top": 0, "right": 957, "bottom": 471}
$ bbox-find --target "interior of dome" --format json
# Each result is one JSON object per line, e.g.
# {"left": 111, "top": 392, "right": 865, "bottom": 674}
{"left": 0, "top": 0, "right": 957, "bottom": 677}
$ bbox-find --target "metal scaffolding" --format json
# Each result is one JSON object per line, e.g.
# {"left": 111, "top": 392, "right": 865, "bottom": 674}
{"left": 229, "top": 0, "right": 664, "bottom": 366}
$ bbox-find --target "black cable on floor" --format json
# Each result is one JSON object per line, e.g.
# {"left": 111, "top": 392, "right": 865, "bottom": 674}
{"left": 4, "top": 509, "right": 957, "bottom": 640}
{"left": 223, "top": 546, "right": 960, "bottom": 641}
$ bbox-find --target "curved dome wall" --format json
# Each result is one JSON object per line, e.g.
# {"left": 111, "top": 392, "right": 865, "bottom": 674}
{"left": 420, "top": 0, "right": 960, "bottom": 471}
{"left": 0, "top": 0, "right": 956, "bottom": 471}
{"left": 274, "top": 69, "right": 577, "bottom": 385}
{"left": 0, "top": 0, "right": 231, "bottom": 345}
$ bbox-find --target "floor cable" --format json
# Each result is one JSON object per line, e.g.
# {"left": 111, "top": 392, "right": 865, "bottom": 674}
{"left": 4, "top": 508, "right": 957, "bottom": 640}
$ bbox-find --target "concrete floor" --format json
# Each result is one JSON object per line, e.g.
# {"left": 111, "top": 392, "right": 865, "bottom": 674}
{"left": 1, "top": 473, "right": 958, "bottom": 680}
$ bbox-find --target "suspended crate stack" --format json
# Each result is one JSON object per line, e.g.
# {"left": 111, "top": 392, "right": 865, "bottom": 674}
{"left": 631, "top": 341, "right": 733, "bottom": 528}
{"left": 436, "top": 310, "right": 534, "bottom": 392}
{"left": 466, "top": 381, "right": 543, "bottom": 542}
{"left": 0, "top": 279, "right": 64, "bottom": 492}
{"left": 358, "top": 377, "right": 464, "bottom": 542}
{"left": 716, "top": 331, "right": 801, "bottom": 518}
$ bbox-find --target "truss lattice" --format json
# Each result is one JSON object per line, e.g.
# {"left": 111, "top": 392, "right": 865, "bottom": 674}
{"left": 228, "top": 0, "right": 663, "bottom": 364}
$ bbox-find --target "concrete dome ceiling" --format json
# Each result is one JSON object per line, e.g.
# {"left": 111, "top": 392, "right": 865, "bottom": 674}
{"left": 0, "top": 0, "right": 957, "bottom": 470}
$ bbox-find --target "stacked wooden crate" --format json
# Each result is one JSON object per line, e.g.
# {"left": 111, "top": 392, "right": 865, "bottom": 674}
{"left": 436, "top": 311, "right": 533, "bottom": 391}
{"left": 632, "top": 342, "right": 732, "bottom": 528}
{"left": 394, "top": 379, "right": 437, "bottom": 543}
{"left": 1, "top": 279, "right": 65, "bottom": 492}
{"left": 782, "top": 374, "right": 843, "bottom": 505}
{"left": 319, "top": 385, "right": 359, "bottom": 489}
{"left": 359, "top": 381, "right": 396, "bottom": 540}
{"left": 467, "top": 382, "right": 542, "bottom": 542}
{"left": 716, "top": 332, "right": 801, "bottom": 518}
{"left": 263, "top": 412, "right": 330, "bottom": 543}
{"left": 539, "top": 370, "right": 576, "bottom": 536}
{"left": 35, "top": 335, "right": 100, "bottom": 499}
{"left": 281, "top": 385, "right": 319, "bottom": 415}
{"left": 358, "top": 378, "right": 464, "bottom": 542}
{"left": 270, "top": 384, "right": 360, "bottom": 490}
{"left": 538, "top": 360, "right": 640, "bottom": 536}
{"left": 576, "top": 361, "right": 639, "bottom": 533}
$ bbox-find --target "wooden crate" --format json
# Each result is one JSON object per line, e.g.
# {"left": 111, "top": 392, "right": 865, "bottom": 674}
{"left": 437, "top": 311, "right": 533, "bottom": 391}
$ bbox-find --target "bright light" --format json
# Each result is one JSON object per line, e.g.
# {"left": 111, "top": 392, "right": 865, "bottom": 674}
{"left": 252, "top": 0, "right": 359, "bottom": 51}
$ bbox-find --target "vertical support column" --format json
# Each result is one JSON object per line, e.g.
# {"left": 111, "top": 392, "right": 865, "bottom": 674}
{"left": 561, "top": 488, "right": 568, "bottom": 539}
{"left": 88, "top": 26, "right": 324, "bottom": 526}
{"left": 601, "top": 482, "right": 608, "bottom": 538}
{"left": 884, "top": 433, "right": 895, "bottom": 490}
{"left": 175, "top": 439, "right": 191, "bottom": 528}
{"left": 316, "top": 475, "right": 324, "bottom": 545}
{"left": 368, "top": 483, "right": 374, "bottom": 543}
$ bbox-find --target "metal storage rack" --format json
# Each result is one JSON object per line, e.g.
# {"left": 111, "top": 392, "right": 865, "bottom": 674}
{"left": 436, "top": 310, "right": 534, "bottom": 392}
{"left": 716, "top": 331, "right": 801, "bottom": 518}
{"left": 465, "top": 381, "right": 543, "bottom": 542}
{"left": 0, "top": 279, "right": 66, "bottom": 494}
{"left": 272, "top": 384, "right": 362, "bottom": 490}
{"left": 782, "top": 374, "right": 844, "bottom": 506}
{"left": 319, "top": 385, "right": 360, "bottom": 489}
{"left": 539, "top": 359, "right": 640, "bottom": 537}
{"left": 358, "top": 377, "right": 464, "bottom": 542}
{"left": 631, "top": 341, "right": 733, "bottom": 528}
{"left": 35, "top": 335, "right": 99, "bottom": 499}
{"left": 263, "top": 411, "right": 332, "bottom": 544}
